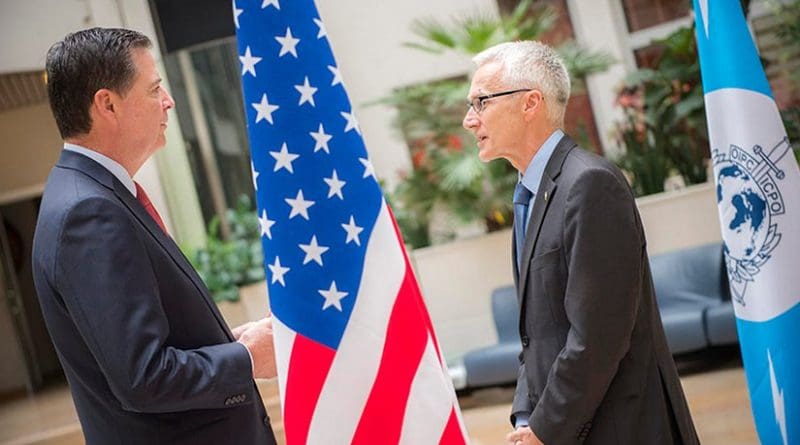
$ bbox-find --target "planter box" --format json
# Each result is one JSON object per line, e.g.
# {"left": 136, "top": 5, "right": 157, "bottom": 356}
{"left": 216, "top": 281, "right": 271, "bottom": 329}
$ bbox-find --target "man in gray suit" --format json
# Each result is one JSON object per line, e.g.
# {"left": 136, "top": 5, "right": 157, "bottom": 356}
{"left": 33, "top": 28, "right": 277, "bottom": 444}
{"left": 462, "top": 41, "right": 700, "bottom": 445}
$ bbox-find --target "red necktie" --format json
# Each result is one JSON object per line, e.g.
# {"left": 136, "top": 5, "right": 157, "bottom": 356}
{"left": 134, "top": 181, "right": 169, "bottom": 235}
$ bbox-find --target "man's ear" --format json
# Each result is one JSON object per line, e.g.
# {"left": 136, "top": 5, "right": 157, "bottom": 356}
{"left": 92, "top": 89, "right": 117, "bottom": 123}
{"left": 522, "top": 90, "right": 544, "bottom": 121}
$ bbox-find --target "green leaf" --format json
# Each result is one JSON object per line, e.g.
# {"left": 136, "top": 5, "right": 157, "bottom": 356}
{"left": 440, "top": 152, "right": 484, "bottom": 190}
{"left": 673, "top": 95, "right": 705, "bottom": 121}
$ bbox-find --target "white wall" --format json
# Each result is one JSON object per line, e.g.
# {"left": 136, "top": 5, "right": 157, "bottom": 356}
{"left": 0, "top": 0, "right": 162, "bottom": 72}
{"left": 0, "top": 0, "right": 91, "bottom": 74}
{"left": 411, "top": 182, "right": 722, "bottom": 359}
{"left": 0, "top": 104, "right": 62, "bottom": 204}
{"left": 637, "top": 182, "right": 722, "bottom": 255}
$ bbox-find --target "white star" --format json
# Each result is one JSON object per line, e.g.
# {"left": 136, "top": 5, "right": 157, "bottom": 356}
{"left": 341, "top": 110, "right": 360, "bottom": 134}
{"left": 328, "top": 65, "right": 342, "bottom": 86}
{"left": 313, "top": 17, "right": 327, "bottom": 39}
{"left": 324, "top": 170, "right": 346, "bottom": 199}
{"left": 261, "top": 0, "right": 279, "bottom": 9}
{"left": 268, "top": 256, "right": 290, "bottom": 287}
{"left": 252, "top": 94, "right": 279, "bottom": 124}
{"left": 233, "top": 1, "right": 244, "bottom": 29}
{"left": 239, "top": 46, "right": 262, "bottom": 77}
{"left": 299, "top": 235, "right": 329, "bottom": 266}
{"left": 319, "top": 281, "right": 348, "bottom": 311}
{"left": 285, "top": 190, "right": 315, "bottom": 220}
{"left": 269, "top": 142, "right": 299, "bottom": 173}
{"left": 310, "top": 123, "right": 332, "bottom": 153}
{"left": 251, "top": 161, "right": 259, "bottom": 191}
{"left": 258, "top": 210, "right": 275, "bottom": 239}
{"left": 359, "top": 157, "right": 375, "bottom": 179}
{"left": 294, "top": 76, "right": 318, "bottom": 107}
{"left": 275, "top": 27, "right": 300, "bottom": 58}
{"left": 341, "top": 215, "right": 364, "bottom": 246}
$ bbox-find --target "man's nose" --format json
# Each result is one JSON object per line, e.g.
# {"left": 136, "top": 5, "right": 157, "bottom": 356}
{"left": 163, "top": 89, "right": 176, "bottom": 110}
{"left": 463, "top": 110, "right": 479, "bottom": 131}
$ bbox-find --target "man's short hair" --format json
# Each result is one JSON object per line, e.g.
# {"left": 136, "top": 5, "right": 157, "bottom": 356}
{"left": 45, "top": 27, "right": 152, "bottom": 139}
{"left": 472, "top": 41, "right": 571, "bottom": 126}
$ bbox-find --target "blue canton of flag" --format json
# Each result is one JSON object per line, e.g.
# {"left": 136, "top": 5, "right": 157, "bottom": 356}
{"left": 233, "top": 1, "right": 469, "bottom": 443}
{"left": 694, "top": 1, "right": 800, "bottom": 444}
{"left": 236, "top": 0, "right": 378, "bottom": 348}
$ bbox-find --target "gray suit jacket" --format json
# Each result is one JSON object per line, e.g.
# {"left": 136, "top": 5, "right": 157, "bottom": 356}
{"left": 511, "top": 135, "right": 699, "bottom": 445}
{"left": 32, "top": 150, "right": 276, "bottom": 445}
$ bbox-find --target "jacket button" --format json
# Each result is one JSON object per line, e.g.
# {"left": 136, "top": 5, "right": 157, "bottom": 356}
{"left": 263, "top": 416, "right": 270, "bottom": 426}
{"left": 521, "top": 335, "right": 529, "bottom": 347}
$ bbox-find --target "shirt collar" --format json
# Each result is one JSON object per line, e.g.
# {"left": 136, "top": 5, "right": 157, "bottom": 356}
{"left": 63, "top": 143, "right": 137, "bottom": 197}
{"left": 520, "top": 129, "right": 564, "bottom": 195}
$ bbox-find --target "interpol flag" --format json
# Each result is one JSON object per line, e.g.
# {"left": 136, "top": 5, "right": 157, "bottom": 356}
{"left": 232, "top": 1, "right": 468, "bottom": 443}
{"left": 694, "top": 1, "right": 800, "bottom": 443}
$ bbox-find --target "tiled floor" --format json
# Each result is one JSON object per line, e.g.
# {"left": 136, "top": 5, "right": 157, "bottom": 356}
{"left": 459, "top": 361, "right": 759, "bottom": 445}
{"left": 0, "top": 349, "right": 757, "bottom": 445}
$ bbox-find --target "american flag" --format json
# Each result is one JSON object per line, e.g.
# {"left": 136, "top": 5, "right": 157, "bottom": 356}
{"left": 233, "top": 0, "right": 468, "bottom": 443}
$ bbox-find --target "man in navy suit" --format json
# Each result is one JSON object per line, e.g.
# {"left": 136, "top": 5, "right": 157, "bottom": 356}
{"left": 32, "top": 28, "right": 278, "bottom": 444}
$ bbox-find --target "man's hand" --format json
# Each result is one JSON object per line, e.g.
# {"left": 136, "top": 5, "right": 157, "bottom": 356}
{"left": 236, "top": 317, "right": 277, "bottom": 379}
{"left": 506, "top": 426, "right": 543, "bottom": 445}
{"left": 231, "top": 321, "right": 256, "bottom": 340}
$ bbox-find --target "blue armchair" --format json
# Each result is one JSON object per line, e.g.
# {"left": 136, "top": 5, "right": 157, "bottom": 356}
{"left": 455, "top": 242, "right": 738, "bottom": 390}
{"left": 461, "top": 286, "right": 520, "bottom": 388}
{"left": 649, "top": 242, "right": 738, "bottom": 353}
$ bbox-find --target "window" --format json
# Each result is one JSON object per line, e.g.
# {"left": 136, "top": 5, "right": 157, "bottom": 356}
{"left": 164, "top": 39, "right": 254, "bottom": 233}
{"left": 622, "top": 0, "right": 690, "bottom": 33}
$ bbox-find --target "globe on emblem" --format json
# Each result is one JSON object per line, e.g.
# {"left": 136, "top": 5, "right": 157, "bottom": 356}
{"left": 716, "top": 163, "right": 769, "bottom": 261}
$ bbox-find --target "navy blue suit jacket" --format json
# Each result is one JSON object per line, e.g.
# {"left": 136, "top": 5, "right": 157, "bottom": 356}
{"left": 32, "top": 150, "right": 276, "bottom": 444}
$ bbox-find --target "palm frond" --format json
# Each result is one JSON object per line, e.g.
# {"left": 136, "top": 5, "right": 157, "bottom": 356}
{"left": 439, "top": 151, "right": 485, "bottom": 190}
{"left": 406, "top": 17, "right": 457, "bottom": 53}
{"left": 557, "top": 41, "right": 615, "bottom": 81}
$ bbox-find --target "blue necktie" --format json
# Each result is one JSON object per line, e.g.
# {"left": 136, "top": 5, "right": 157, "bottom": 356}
{"left": 513, "top": 182, "right": 533, "bottom": 269}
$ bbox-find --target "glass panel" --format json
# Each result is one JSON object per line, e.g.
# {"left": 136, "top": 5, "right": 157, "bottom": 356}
{"left": 634, "top": 43, "right": 666, "bottom": 69}
{"left": 188, "top": 42, "right": 253, "bottom": 213}
{"left": 622, "top": 0, "right": 689, "bottom": 32}
{"left": 163, "top": 38, "right": 253, "bottom": 229}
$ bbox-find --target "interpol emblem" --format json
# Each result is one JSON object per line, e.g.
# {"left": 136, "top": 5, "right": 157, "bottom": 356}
{"left": 712, "top": 137, "right": 792, "bottom": 306}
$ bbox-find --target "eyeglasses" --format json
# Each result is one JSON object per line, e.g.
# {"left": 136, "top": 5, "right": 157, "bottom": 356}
{"left": 467, "top": 89, "right": 532, "bottom": 114}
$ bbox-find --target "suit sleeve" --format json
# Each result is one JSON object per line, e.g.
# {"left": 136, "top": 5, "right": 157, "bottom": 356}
{"left": 54, "top": 197, "right": 254, "bottom": 413}
{"left": 530, "top": 168, "right": 643, "bottom": 444}
{"left": 511, "top": 356, "right": 534, "bottom": 426}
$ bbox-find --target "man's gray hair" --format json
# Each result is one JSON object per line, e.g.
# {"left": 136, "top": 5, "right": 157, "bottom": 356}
{"left": 472, "top": 41, "right": 571, "bottom": 126}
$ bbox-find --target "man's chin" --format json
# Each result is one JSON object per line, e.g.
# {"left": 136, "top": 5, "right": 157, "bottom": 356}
{"left": 477, "top": 147, "right": 496, "bottom": 163}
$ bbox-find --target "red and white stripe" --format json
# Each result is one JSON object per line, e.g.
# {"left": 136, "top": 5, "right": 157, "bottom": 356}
{"left": 272, "top": 201, "right": 468, "bottom": 444}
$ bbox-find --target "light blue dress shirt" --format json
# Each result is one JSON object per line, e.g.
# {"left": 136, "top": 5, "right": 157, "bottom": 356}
{"left": 518, "top": 129, "right": 564, "bottom": 220}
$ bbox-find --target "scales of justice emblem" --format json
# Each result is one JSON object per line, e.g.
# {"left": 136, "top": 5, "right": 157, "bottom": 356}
{"left": 712, "top": 136, "right": 793, "bottom": 306}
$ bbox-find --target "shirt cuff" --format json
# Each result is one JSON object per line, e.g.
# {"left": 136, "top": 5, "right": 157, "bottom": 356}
{"left": 237, "top": 341, "right": 255, "bottom": 378}
{"left": 513, "top": 412, "right": 531, "bottom": 429}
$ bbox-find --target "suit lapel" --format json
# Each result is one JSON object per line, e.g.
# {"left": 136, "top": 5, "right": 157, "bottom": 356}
{"left": 58, "top": 150, "right": 234, "bottom": 340}
{"left": 113, "top": 183, "right": 235, "bottom": 340}
{"left": 516, "top": 135, "right": 577, "bottom": 303}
